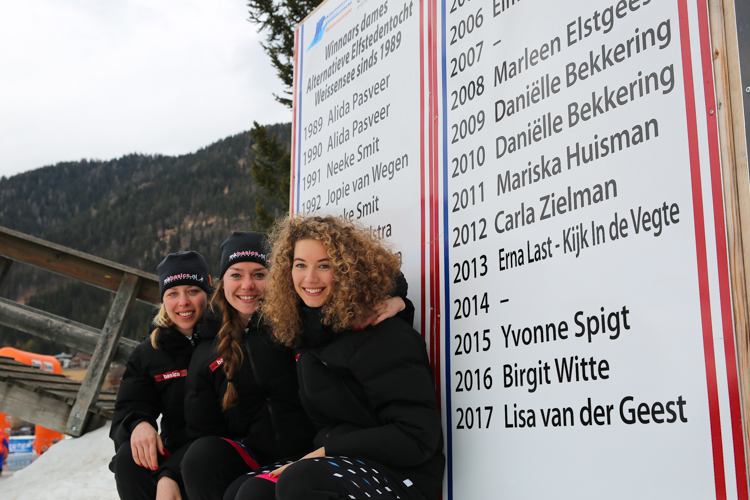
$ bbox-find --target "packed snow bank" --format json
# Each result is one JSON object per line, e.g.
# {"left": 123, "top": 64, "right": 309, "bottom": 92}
{"left": 0, "top": 424, "right": 118, "bottom": 500}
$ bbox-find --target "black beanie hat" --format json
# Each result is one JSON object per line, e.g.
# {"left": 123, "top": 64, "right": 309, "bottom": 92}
{"left": 157, "top": 251, "right": 211, "bottom": 297}
{"left": 219, "top": 231, "right": 269, "bottom": 279}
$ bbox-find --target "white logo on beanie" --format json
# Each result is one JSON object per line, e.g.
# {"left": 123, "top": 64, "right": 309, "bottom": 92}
{"left": 229, "top": 250, "right": 267, "bottom": 263}
{"left": 163, "top": 273, "right": 204, "bottom": 285}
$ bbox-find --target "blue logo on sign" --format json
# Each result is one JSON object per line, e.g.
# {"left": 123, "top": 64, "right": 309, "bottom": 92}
{"left": 306, "top": 0, "right": 353, "bottom": 52}
{"left": 307, "top": 14, "right": 328, "bottom": 51}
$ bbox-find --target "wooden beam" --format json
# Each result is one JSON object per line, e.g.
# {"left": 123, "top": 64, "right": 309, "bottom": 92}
{"left": 0, "top": 297, "right": 137, "bottom": 365}
{"left": 42, "top": 389, "right": 115, "bottom": 404}
{"left": 0, "top": 376, "right": 74, "bottom": 404}
{"left": 0, "top": 380, "right": 111, "bottom": 433}
{"left": 0, "top": 367, "right": 77, "bottom": 381}
{"left": 0, "top": 359, "right": 116, "bottom": 413}
{"left": 4, "top": 373, "right": 80, "bottom": 387}
{"left": 710, "top": 0, "right": 750, "bottom": 470}
{"left": 0, "top": 225, "right": 160, "bottom": 305}
{"left": 0, "top": 257, "right": 11, "bottom": 290}
{"left": 0, "top": 382, "right": 71, "bottom": 434}
{"left": 67, "top": 274, "right": 141, "bottom": 436}
{"left": 0, "top": 356, "right": 115, "bottom": 435}
{"left": 25, "top": 382, "right": 87, "bottom": 392}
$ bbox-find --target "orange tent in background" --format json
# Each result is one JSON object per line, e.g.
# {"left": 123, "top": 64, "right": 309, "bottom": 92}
{"left": 0, "top": 348, "right": 65, "bottom": 454}
{"left": 33, "top": 426, "right": 62, "bottom": 454}
{"left": 0, "top": 347, "right": 62, "bottom": 374}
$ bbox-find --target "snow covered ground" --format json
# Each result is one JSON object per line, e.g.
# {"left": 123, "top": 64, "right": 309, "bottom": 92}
{"left": 0, "top": 424, "right": 118, "bottom": 500}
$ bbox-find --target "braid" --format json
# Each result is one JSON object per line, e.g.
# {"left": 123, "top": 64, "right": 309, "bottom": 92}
{"left": 211, "top": 280, "right": 246, "bottom": 409}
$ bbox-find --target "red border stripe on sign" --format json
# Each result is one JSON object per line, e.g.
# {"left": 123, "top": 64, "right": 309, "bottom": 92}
{"left": 678, "top": 0, "right": 727, "bottom": 496}
{"left": 428, "top": 0, "right": 442, "bottom": 395}
{"left": 420, "top": 0, "right": 427, "bottom": 341}
{"left": 290, "top": 28, "right": 301, "bottom": 213}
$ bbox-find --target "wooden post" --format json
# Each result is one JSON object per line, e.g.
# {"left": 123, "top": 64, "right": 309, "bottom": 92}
{"left": 0, "top": 257, "right": 11, "bottom": 290}
{"left": 66, "top": 273, "right": 141, "bottom": 436}
{"left": 709, "top": 0, "right": 750, "bottom": 467}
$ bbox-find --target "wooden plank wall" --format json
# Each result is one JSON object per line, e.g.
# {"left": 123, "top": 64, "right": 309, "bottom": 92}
{"left": 0, "top": 357, "right": 114, "bottom": 434}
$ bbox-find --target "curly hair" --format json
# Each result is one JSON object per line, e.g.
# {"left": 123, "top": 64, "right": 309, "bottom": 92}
{"left": 210, "top": 279, "right": 247, "bottom": 410}
{"left": 264, "top": 214, "right": 402, "bottom": 347}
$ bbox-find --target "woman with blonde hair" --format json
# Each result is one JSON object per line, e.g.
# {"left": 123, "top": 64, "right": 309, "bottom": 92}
{"left": 231, "top": 215, "right": 444, "bottom": 500}
{"left": 110, "top": 251, "right": 211, "bottom": 500}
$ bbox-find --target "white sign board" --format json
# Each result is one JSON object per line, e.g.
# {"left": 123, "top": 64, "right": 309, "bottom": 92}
{"left": 440, "top": 0, "right": 748, "bottom": 497}
{"left": 292, "top": 0, "right": 749, "bottom": 497}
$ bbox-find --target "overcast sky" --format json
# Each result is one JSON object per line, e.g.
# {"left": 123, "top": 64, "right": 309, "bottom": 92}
{"left": 0, "top": 0, "right": 292, "bottom": 179}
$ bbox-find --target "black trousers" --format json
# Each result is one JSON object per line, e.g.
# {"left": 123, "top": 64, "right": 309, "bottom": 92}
{"left": 182, "top": 436, "right": 260, "bottom": 500}
{"left": 112, "top": 441, "right": 188, "bottom": 500}
{"left": 231, "top": 457, "right": 424, "bottom": 500}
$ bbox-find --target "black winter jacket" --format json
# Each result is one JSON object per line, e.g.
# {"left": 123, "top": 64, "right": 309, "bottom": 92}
{"left": 297, "top": 307, "right": 445, "bottom": 500}
{"left": 184, "top": 311, "right": 316, "bottom": 465}
{"left": 109, "top": 327, "right": 196, "bottom": 482}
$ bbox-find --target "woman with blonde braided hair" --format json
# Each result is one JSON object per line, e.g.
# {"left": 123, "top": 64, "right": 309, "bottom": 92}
{"left": 208, "top": 271, "right": 250, "bottom": 410}
{"left": 181, "top": 231, "right": 412, "bottom": 500}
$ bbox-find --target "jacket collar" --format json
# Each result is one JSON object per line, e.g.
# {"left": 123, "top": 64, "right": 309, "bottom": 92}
{"left": 300, "top": 306, "right": 336, "bottom": 348}
{"left": 195, "top": 309, "right": 222, "bottom": 341}
{"left": 156, "top": 326, "right": 195, "bottom": 352}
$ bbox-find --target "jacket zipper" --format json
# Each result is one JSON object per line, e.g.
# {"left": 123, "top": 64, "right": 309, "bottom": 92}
{"left": 244, "top": 327, "right": 286, "bottom": 450}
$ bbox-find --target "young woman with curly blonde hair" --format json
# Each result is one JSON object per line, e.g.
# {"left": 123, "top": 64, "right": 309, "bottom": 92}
{"left": 230, "top": 215, "right": 444, "bottom": 500}
{"left": 263, "top": 215, "right": 404, "bottom": 344}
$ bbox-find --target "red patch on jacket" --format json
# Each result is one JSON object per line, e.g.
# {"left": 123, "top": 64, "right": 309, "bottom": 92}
{"left": 154, "top": 369, "right": 187, "bottom": 382}
{"left": 209, "top": 357, "right": 224, "bottom": 372}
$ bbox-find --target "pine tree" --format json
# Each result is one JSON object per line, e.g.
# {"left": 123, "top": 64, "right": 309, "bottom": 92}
{"left": 247, "top": 0, "right": 325, "bottom": 107}
{"left": 249, "top": 121, "right": 291, "bottom": 231}
{"left": 246, "top": 0, "right": 325, "bottom": 226}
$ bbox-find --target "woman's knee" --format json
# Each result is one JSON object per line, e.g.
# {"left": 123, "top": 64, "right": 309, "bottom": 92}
{"left": 113, "top": 441, "right": 157, "bottom": 499}
{"left": 276, "top": 459, "right": 331, "bottom": 499}
{"left": 182, "top": 436, "right": 227, "bottom": 476}
{"left": 113, "top": 441, "right": 140, "bottom": 476}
